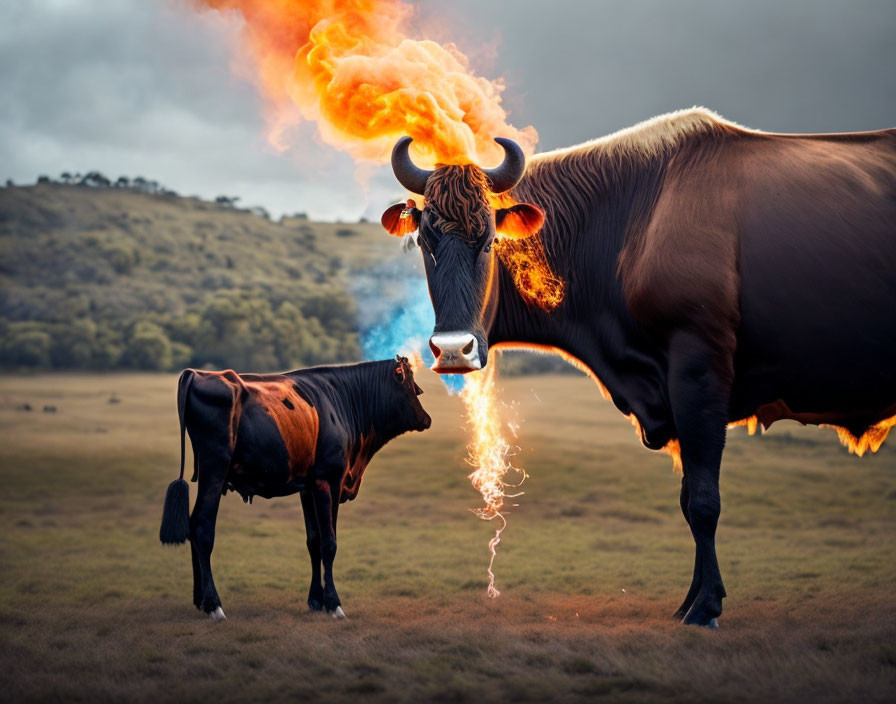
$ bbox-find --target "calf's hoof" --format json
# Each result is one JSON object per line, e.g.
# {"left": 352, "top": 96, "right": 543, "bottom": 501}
{"left": 209, "top": 606, "right": 227, "bottom": 622}
{"left": 328, "top": 606, "right": 346, "bottom": 619}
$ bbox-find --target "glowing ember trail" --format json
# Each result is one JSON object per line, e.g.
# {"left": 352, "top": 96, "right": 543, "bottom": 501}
{"left": 461, "top": 359, "right": 526, "bottom": 598}
{"left": 198, "top": 0, "right": 537, "bottom": 165}
{"left": 199, "top": 0, "right": 543, "bottom": 596}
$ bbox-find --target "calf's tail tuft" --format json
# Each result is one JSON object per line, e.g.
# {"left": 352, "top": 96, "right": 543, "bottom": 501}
{"left": 159, "top": 478, "right": 190, "bottom": 545}
{"left": 160, "top": 370, "right": 194, "bottom": 545}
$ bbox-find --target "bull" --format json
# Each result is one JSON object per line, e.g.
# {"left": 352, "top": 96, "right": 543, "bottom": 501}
{"left": 381, "top": 108, "right": 896, "bottom": 626}
{"left": 159, "top": 356, "right": 431, "bottom": 620}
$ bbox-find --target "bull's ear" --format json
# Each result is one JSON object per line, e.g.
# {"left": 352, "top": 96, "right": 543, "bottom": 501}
{"left": 495, "top": 203, "right": 545, "bottom": 240}
{"left": 381, "top": 199, "right": 421, "bottom": 237}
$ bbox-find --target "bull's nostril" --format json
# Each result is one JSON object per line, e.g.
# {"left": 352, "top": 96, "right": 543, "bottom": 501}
{"left": 461, "top": 339, "right": 474, "bottom": 355}
{"left": 429, "top": 339, "right": 441, "bottom": 359}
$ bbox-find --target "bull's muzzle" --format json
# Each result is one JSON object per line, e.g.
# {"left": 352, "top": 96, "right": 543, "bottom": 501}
{"left": 429, "top": 332, "right": 481, "bottom": 374}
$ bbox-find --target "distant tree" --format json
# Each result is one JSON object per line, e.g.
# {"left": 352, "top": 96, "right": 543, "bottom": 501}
{"left": 249, "top": 206, "right": 270, "bottom": 219}
{"left": 60, "top": 171, "right": 72, "bottom": 184}
{"left": 80, "top": 171, "right": 111, "bottom": 188}
{"left": 5, "top": 179, "right": 13, "bottom": 187}
{"left": 115, "top": 176, "right": 130, "bottom": 188}
{"left": 2, "top": 329, "right": 52, "bottom": 367}
{"left": 37, "top": 175, "right": 51, "bottom": 184}
{"left": 336, "top": 228, "right": 358, "bottom": 238}
{"left": 123, "top": 321, "right": 172, "bottom": 370}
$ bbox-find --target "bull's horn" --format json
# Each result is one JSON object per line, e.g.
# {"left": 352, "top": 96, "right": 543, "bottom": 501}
{"left": 391, "top": 137, "right": 432, "bottom": 196}
{"left": 483, "top": 137, "right": 525, "bottom": 194}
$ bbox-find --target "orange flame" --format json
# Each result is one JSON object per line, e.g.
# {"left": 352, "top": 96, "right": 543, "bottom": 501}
{"left": 199, "top": 0, "right": 537, "bottom": 165}
{"left": 461, "top": 357, "right": 526, "bottom": 598}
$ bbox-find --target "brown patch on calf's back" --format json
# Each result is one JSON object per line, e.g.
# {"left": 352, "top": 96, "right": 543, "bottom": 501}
{"left": 242, "top": 379, "right": 319, "bottom": 479}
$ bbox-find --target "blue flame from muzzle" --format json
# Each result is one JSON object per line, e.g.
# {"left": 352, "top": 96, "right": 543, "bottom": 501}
{"left": 354, "top": 269, "right": 465, "bottom": 394}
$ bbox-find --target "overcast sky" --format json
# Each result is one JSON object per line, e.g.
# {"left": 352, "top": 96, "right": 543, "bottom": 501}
{"left": 1, "top": 0, "right": 894, "bottom": 220}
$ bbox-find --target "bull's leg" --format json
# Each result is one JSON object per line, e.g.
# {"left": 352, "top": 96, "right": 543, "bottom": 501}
{"left": 311, "top": 479, "right": 345, "bottom": 618}
{"left": 190, "top": 452, "right": 228, "bottom": 621}
{"left": 668, "top": 330, "right": 729, "bottom": 628}
{"left": 300, "top": 490, "right": 324, "bottom": 612}
{"left": 672, "top": 477, "right": 702, "bottom": 620}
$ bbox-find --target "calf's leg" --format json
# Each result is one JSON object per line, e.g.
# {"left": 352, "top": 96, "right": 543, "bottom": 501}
{"left": 300, "top": 490, "right": 324, "bottom": 612}
{"left": 668, "top": 330, "right": 729, "bottom": 627}
{"left": 312, "top": 479, "right": 344, "bottom": 618}
{"left": 190, "top": 452, "right": 228, "bottom": 621}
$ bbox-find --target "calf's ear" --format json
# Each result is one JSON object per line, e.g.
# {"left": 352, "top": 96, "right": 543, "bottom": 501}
{"left": 381, "top": 199, "right": 421, "bottom": 236}
{"left": 495, "top": 203, "right": 545, "bottom": 240}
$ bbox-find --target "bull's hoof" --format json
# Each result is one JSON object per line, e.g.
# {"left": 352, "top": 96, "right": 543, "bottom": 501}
{"left": 328, "top": 606, "right": 346, "bottom": 619}
{"left": 209, "top": 606, "right": 227, "bottom": 622}
{"left": 308, "top": 599, "right": 324, "bottom": 613}
{"left": 682, "top": 604, "right": 720, "bottom": 628}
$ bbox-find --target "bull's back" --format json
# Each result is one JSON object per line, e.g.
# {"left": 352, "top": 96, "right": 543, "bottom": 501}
{"left": 731, "top": 131, "right": 896, "bottom": 421}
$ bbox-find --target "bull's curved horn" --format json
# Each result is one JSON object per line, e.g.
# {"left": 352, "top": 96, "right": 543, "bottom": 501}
{"left": 391, "top": 137, "right": 432, "bottom": 195}
{"left": 483, "top": 137, "right": 525, "bottom": 194}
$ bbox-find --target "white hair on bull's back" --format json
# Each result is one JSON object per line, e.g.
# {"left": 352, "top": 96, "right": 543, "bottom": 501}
{"left": 532, "top": 107, "right": 753, "bottom": 164}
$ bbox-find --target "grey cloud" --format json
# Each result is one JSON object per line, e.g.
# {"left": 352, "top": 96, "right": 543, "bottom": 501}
{"left": 2, "top": 0, "right": 894, "bottom": 220}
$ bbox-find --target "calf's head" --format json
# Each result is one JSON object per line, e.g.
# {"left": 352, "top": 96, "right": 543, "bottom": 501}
{"left": 381, "top": 138, "right": 544, "bottom": 373}
{"left": 391, "top": 355, "right": 431, "bottom": 432}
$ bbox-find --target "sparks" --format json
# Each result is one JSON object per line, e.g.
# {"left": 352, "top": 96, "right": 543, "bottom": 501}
{"left": 461, "top": 357, "right": 526, "bottom": 598}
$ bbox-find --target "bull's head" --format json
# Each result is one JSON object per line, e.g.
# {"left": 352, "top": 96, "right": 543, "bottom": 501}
{"left": 381, "top": 137, "right": 544, "bottom": 373}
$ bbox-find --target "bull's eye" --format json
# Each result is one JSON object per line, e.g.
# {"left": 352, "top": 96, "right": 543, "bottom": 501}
{"left": 483, "top": 242, "right": 492, "bottom": 253}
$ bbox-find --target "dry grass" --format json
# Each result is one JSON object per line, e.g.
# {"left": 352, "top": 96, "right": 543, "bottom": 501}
{"left": 1, "top": 372, "right": 894, "bottom": 703}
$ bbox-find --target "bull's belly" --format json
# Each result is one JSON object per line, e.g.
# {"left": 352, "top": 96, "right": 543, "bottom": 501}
{"left": 730, "top": 313, "right": 896, "bottom": 434}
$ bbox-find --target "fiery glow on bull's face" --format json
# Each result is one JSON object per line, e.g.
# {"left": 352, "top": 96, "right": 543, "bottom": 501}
{"left": 198, "top": 0, "right": 536, "bottom": 164}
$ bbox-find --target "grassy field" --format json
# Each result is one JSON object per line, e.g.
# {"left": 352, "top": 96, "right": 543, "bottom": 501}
{"left": 1, "top": 371, "right": 894, "bottom": 702}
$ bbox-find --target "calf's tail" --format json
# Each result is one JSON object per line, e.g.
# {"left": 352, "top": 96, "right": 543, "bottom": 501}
{"left": 159, "top": 370, "right": 194, "bottom": 545}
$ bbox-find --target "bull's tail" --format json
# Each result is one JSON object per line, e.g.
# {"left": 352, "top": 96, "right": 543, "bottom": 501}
{"left": 159, "top": 370, "right": 194, "bottom": 545}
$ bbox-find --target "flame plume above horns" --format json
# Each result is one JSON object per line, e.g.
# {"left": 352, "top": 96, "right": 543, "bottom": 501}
{"left": 198, "top": 0, "right": 537, "bottom": 165}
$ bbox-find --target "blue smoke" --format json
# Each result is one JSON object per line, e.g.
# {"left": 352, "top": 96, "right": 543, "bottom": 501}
{"left": 353, "top": 260, "right": 465, "bottom": 394}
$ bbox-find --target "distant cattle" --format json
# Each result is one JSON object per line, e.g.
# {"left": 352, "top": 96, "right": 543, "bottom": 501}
{"left": 159, "top": 357, "right": 431, "bottom": 621}
{"left": 382, "top": 108, "right": 896, "bottom": 626}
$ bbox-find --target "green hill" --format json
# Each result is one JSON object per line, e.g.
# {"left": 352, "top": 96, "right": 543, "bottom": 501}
{"left": 0, "top": 182, "right": 397, "bottom": 372}
{"left": 0, "top": 180, "right": 575, "bottom": 376}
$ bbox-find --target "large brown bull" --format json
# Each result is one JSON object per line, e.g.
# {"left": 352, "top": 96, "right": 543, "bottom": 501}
{"left": 381, "top": 108, "right": 896, "bottom": 626}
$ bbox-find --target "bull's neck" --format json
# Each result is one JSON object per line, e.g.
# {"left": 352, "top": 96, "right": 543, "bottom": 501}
{"left": 490, "top": 147, "right": 668, "bottom": 394}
